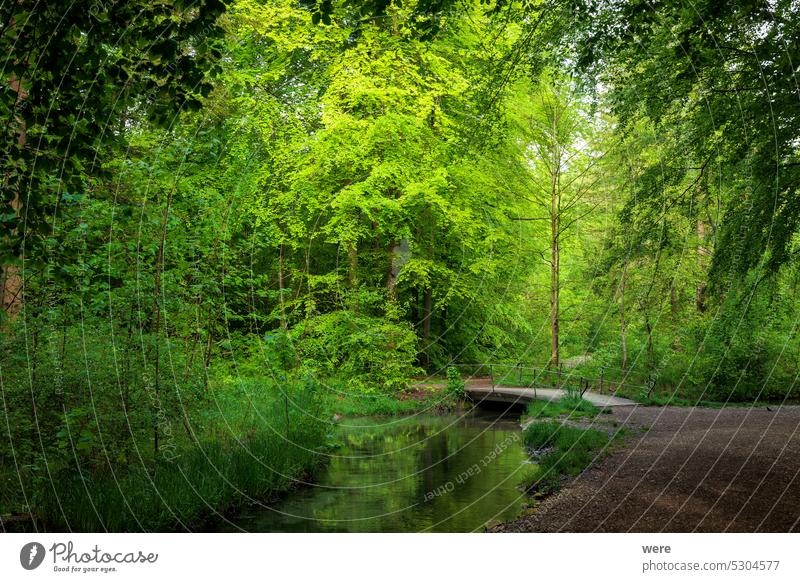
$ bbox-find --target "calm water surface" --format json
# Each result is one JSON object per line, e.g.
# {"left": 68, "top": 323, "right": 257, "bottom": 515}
{"left": 225, "top": 409, "right": 529, "bottom": 532}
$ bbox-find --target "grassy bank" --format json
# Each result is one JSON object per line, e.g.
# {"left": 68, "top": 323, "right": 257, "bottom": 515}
{"left": 2, "top": 375, "right": 330, "bottom": 532}
{"left": 324, "top": 374, "right": 462, "bottom": 417}
{"left": 39, "top": 424, "right": 325, "bottom": 532}
{"left": 0, "top": 323, "right": 460, "bottom": 533}
{"left": 525, "top": 394, "right": 600, "bottom": 419}
{"left": 327, "top": 391, "right": 459, "bottom": 416}
{"left": 518, "top": 396, "right": 622, "bottom": 495}
{"left": 2, "top": 371, "right": 462, "bottom": 531}
{"left": 329, "top": 393, "right": 438, "bottom": 416}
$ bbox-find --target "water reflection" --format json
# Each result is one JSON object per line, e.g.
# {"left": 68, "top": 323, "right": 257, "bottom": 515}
{"left": 227, "top": 409, "right": 528, "bottom": 532}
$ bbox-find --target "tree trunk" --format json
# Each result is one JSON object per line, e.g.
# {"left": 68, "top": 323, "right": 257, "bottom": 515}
{"left": 150, "top": 186, "right": 175, "bottom": 458}
{"left": 548, "top": 111, "right": 561, "bottom": 370}
{"left": 620, "top": 262, "right": 628, "bottom": 371}
{"left": 152, "top": 243, "right": 163, "bottom": 458}
{"left": 386, "top": 187, "right": 402, "bottom": 301}
{"left": 550, "top": 216, "right": 560, "bottom": 369}
{"left": 1, "top": 258, "right": 21, "bottom": 320}
{"left": 387, "top": 241, "right": 403, "bottom": 301}
{"left": 420, "top": 286, "right": 433, "bottom": 368}
{"left": 278, "top": 242, "right": 288, "bottom": 330}
{"left": 347, "top": 242, "right": 358, "bottom": 288}
{"left": 670, "top": 281, "right": 678, "bottom": 316}
{"left": 2, "top": 75, "right": 28, "bottom": 321}
{"left": 644, "top": 315, "right": 655, "bottom": 370}
{"left": 203, "top": 316, "right": 213, "bottom": 393}
{"left": 696, "top": 221, "right": 709, "bottom": 312}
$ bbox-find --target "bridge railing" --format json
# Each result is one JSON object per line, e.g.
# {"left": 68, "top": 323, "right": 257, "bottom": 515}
{"left": 445, "top": 362, "right": 648, "bottom": 396}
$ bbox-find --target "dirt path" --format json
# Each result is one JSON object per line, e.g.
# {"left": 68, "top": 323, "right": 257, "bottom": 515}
{"left": 494, "top": 405, "right": 800, "bottom": 532}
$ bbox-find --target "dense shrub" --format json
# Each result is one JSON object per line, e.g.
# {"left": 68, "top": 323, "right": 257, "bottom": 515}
{"left": 289, "top": 311, "right": 420, "bottom": 392}
{"left": 686, "top": 279, "right": 799, "bottom": 402}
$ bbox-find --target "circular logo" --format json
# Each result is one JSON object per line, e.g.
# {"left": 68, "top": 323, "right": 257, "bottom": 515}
{"left": 20, "top": 542, "right": 46, "bottom": 570}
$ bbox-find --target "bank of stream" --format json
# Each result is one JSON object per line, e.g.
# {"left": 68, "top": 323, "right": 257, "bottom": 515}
{"left": 221, "top": 408, "right": 531, "bottom": 532}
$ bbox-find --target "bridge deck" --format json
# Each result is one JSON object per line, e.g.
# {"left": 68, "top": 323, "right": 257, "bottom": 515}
{"left": 464, "top": 379, "right": 636, "bottom": 408}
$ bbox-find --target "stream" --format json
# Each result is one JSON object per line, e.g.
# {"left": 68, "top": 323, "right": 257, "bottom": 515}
{"left": 223, "top": 408, "right": 530, "bottom": 532}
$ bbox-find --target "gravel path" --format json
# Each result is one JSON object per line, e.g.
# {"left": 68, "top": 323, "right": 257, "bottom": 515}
{"left": 494, "top": 405, "right": 800, "bottom": 532}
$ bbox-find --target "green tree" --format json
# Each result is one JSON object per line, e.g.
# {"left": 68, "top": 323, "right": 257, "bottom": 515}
{"left": 508, "top": 74, "right": 599, "bottom": 368}
{"left": 1, "top": 0, "right": 227, "bottom": 319}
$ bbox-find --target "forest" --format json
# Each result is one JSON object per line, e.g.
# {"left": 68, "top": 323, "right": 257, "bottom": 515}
{"left": 2, "top": 0, "right": 799, "bottom": 532}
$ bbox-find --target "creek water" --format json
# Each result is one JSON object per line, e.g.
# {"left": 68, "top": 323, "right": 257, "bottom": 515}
{"left": 225, "top": 409, "right": 529, "bottom": 532}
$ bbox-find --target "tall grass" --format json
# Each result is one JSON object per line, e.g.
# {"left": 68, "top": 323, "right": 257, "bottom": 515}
{"left": 324, "top": 382, "right": 458, "bottom": 417}
{"left": 525, "top": 396, "right": 599, "bottom": 419}
{"left": 32, "top": 377, "right": 329, "bottom": 532}
{"left": 520, "top": 420, "right": 617, "bottom": 495}
{"left": 327, "top": 393, "right": 433, "bottom": 416}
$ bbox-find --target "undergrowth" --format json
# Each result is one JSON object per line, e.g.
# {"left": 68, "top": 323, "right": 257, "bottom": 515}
{"left": 519, "top": 419, "right": 623, "bottom": 495}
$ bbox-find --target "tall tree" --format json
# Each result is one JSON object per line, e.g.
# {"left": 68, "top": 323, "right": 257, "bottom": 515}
{"left": 511, "top": 76, "right": 597, "bottom": 368}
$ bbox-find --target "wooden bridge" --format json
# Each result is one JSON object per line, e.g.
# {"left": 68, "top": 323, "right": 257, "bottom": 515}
{"left": 452, "top": 363, "right": 641, "bottom": 408}
{"left": 464, "top": 378, "right": 636, "bottom": 408}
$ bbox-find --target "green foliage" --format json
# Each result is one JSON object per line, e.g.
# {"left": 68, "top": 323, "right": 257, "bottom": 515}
{"left": 686, "top": 275, "right": 800, "bottom": 402}
{"left": 446, "top": 366, "right": 466, "bottom": 397}
{"left": 0, "top": 0, "right": 227, "bottom": 260}
{"left": 327, "top": 391, "right": 439, "bottom": 416}
{"left": 0, "top": 323, "right": 203, "bottom": 474}
{"left": 290, "top": 311, "right": 421, "bottom": 392}
{"left": 526, "top": 396, "right": 598, "bottom": 420}
{"left": 523, "top": 422, "right": 610, "bottom": 453}
{"left": 36, "top": 376, "right": 327, "bottom": 531}
{"left": 570, "top": 0, "right": 800, "bottom": 279}
{"left": 516, "top": 463, "right": 543, "bottom": 494}
{"left": 0, "top": 343, "right": 329, "bottom": 530}
{"left": 5, "top": 0, "right": 800, "bottom": 533}
{"left": 521, "top": 420, "right": 616, "bottom": 494}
